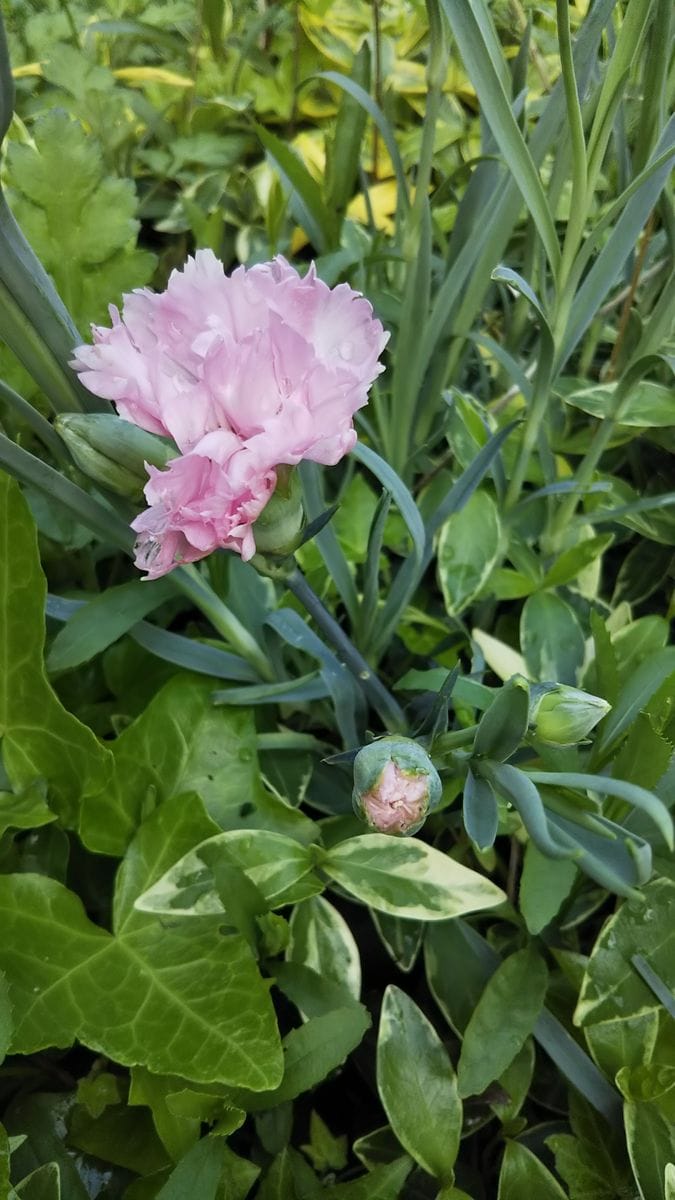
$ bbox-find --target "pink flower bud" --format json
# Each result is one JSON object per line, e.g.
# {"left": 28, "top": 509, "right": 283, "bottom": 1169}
{"left": 353, "top": 737, "right": 442, "bottom": 837}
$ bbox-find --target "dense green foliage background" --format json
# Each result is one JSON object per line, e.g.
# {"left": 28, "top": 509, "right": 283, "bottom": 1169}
{"left": 0, "top": 0, "right": 673, "bottom": 1197}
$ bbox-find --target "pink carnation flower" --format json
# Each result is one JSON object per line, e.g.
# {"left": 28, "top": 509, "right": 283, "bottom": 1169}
{"left": 131, "top": 431, "right": 276, "bottom": 580}
{"left": 71, "top": 252, "right": 388, "bottom": 577}
{"left": 360, "top": 761, "right": 431, "bottom": 835}
{"left": 71, "top": 251, "right": 388, "bottom": 462}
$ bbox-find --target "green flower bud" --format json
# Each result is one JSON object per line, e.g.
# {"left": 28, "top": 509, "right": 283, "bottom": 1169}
{"left": 530, "top": 683, "right": 610, "bottom": 746}
{"left": 352, "top": 736, "right": 442, "bottom": 836}
{"left": 56, "top": 414, "right": 177, "bottom": 499}
{"left": 253, "top": 467, "right": 304, "bottom": 557}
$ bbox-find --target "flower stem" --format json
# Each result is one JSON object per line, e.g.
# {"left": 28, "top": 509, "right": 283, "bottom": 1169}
{"left": 505, "top": 349, "right": 554, "bottom": 509}
{"left": 286, "top": 565, "right": 407, "bottom": 733}
{"left": 173, "top": 564, "right": 274, "bottom": 681}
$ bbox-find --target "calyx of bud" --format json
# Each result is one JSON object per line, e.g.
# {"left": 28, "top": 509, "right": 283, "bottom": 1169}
{"left": 252, "top": 467, "right": 305, "bottom": 558}
{"left": 529, "top": 683, "right": 610, "bottom": 745}
{"left": 352, "top": 736, "right": 442, "bottom": 836}
{"left": 56, "top": 413, "right": 177, "bottom": 499}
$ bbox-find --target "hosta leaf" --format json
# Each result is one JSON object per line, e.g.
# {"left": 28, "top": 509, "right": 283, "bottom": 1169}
{"left": 520, "top": 592, "right": 585, "bottom": 685}
{"left": 562, "top": 380, "right": 675, "bottom": 427}
{"left": 0, "top": 472, "right": 112, "bottom": 828}
{"left": 624, "top": 1101, "right": 675, "bottom": 1200}
{"left": 321, "top": 834, "right": 505, "bottom": 921}
{"left": 287, "top": 896, "right": 361, "bottom": 1000}
{"left": 437, "top": 489, "right": 501, "bottom": 615}
{"left": 230, "top": 1005, "right": 371, "bottom": 1112}
{"left": 135, "top": 829, "right": 323, "bottom": 919}
{"left": 377, "top": 986, "right": 461, "bottom": 1184}
{"left": 498, "top": 1142, "right": 567, "bottom": 1199}
{"left": 519, "top": 843, "right": 577, "bottom": 935}
{"left": 575, "top": 877, "right": 675, "bottom": 1029}
{"left": 458, "top": 948, "right": 548, "bottom": 1097}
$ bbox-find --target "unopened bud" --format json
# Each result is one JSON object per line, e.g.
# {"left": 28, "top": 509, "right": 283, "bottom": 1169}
{"left": 56, "top": 414, "right": 177, "bottom": 498}
{"left": 253, "top": 467, "right": 304, "bottom": 557}
{"left": 530, "top": 684, "right": 610, "bottom": 746}
{"left": 352, "top": 736, "right": 442, "bottom": 836}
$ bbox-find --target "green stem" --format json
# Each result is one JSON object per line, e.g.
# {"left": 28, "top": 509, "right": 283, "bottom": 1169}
{"left": 505, "top": 351, "right": 554, "bottom": 508}
{"left": 172, "top": 564, "right": 274, "bottom": 682}
{"left": 432, "top": 724, "right": 478, "bottom": 757}
{"left": 552, "top": 414, "right": 617, "bottom": 533}
{"left": 286, "top": 565, "right": 407, "bottom": 733}
{"left": 57, "top": 0, "right": 81, "bottom": 47}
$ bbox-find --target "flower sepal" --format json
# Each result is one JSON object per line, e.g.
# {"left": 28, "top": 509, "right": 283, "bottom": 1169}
{"left": 529, "top": 683, "right": 610, "bottom": 745}
{"left": 56, "top": 413, "right": 177, "bottom": 499}
{"left": 251, "top": 467, "right": 305, "bottom": 560}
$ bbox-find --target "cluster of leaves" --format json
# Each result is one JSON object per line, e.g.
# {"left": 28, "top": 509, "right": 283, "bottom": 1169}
{"left": 0, "top": 0, "right": 673, "bottom": 1197}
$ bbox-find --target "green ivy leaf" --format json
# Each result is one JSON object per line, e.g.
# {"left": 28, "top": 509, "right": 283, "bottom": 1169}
{"left": 575, "top": 878, "right": 674, "bottom": 1081}
{"left": 0, "top": 780, "right": 55, "bottom": 840}
{"left": 154, "top": 1136, "right": 226, "bottom": 1200}
{"left": 80, "top": 675, "right": 261, "bottom": 855}
{"left": 0, "top": 796, "right": 283, "bottom": 1089}
{"left": 0, "top": 972, "right": 12, "bottom": 1066}
{"left": 0, "top": 472, "right": 113, "bottom": 828}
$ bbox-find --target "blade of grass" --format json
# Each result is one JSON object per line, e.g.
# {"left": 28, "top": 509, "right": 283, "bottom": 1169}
{"left": 439, "top": 0, "right": 560, "bottom": 276}
{"left": 268, "top": 608, "right": 363, "bottom": 747}
{"left": 312, "top": 71, "right": 410, "bottom": 213}
{"left": 559, "top": 118, "right": 675, "bottom": 363}
{"left": 255, "top": 124, "right": 337, "bottom": 253}
{"left": 299, "top": 462, "right": 359, "bottom": 627}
